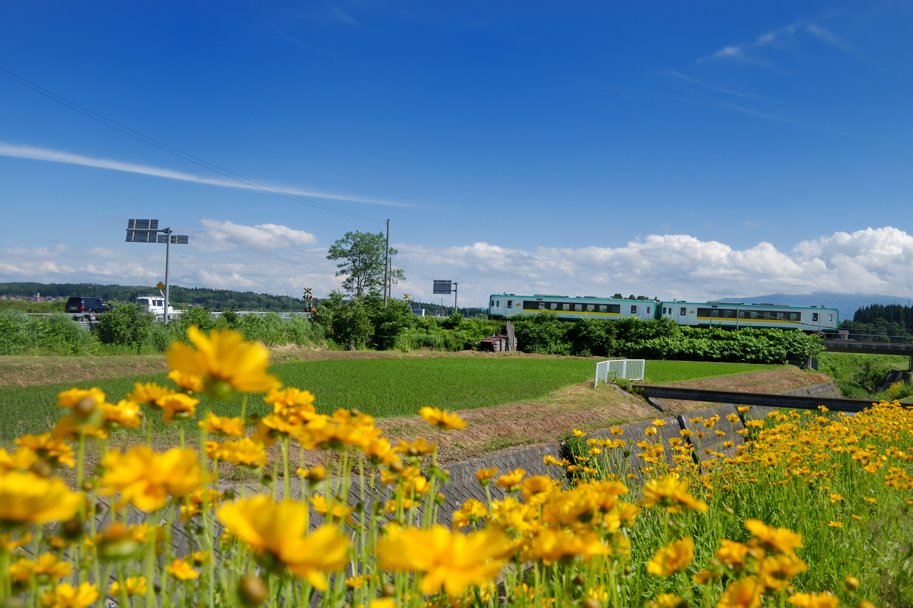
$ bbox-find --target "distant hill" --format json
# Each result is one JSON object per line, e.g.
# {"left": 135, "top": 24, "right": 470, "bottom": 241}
{"left": 720, "top": 292, "right": 912, "bottom": 321}
{"left": 0, "top": 282, "right": 307, "bottom": 312}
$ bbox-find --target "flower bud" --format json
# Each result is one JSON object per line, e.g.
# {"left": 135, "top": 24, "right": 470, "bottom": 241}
{"left": 238, "top": 574, "right": 268, "bottom": 606}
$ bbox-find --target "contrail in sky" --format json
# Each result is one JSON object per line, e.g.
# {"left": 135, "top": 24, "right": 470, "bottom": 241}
{"left": 0, "top": 141, "right": 409, "bottom": 207}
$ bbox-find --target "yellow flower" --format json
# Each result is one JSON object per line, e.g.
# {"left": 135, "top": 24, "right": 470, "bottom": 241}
{"left": 217, "top": 495, "right": 348, "bottom": 589}
{"left": 167, "top": 369, "right": 204, "bottom": 392}
{"left": 207, "top": 438, "right": 267, "bottom": 468}
{"left": 716, "top": 539, "right": 750, "bottom": 568}
{"left": 844, "top": 575, "right": 860, "bottom": 591}
{"left": 198, "top": 412, "right": 245, "bottom": 436}
{"left": 828, "top": 521, "right": 843, "bottom": 528}
{"left": 495, "top": 468, "right": 526, "bottom": 491}
{"left": 265, "top": 387, "right": 317, "bottom": 423}
{"left": 475, "top": 466, "right": 499, "bottom": 485}
{"left": 128, "top": 382, "right": 175, "bottom": 404}
{"left": 648, "top": 593, "right": 686, "bottom": 608}
{"left": 99, "top": 446, "right": 203, "bottom": 512}
{"left": 166, "top": 558, "right": 199, "bottom": 581}
{"left": 296, "top": 465, "right": 327, "bottom": 483}
{"left": 9, "top": 553, "right": 72, "bottom": 583}
{"left": 156, "top": 393, "right": 200, "bottom": 422}
{"left": 452, "top": 499, "right": 487, "bottom": 529}
{"left": 759, "top": 553, "right": 808, "bottom": 591}
{"left": 377, "top": 524, "right": 510, "bottom": 596}
{"left": 102, "top": 400, "right": 143, "bottom": 429}
{"left": 0, "top": 470, "right": 82, "bottom": 526}
{"left": 14, "top": 434, "right": 75, "bottom": 468}
{"left": 641, "top": 473, "right": 709, "bottom": 513}
{"left": 166, "top": 326, "right": 278, "bottom": 398}
{"left": 647, "top": 537, "right": 694, "bottom": 577}
{"left": 718, "top": 577, "right": 763, "bottom": 608}
{"left": 310, "top": 495, "right": 354, "bottom": 523}
{"left": 525, "top": 528, "right": 610, "bottom": 564}
{"left": 419, "top": 406, "right": 467, "bottom": 430}
{"left": 40, "top": 582, "right": 99, "bottom": 608}
{"left": 744, "top": 519, "right": 803, "bottom": 555}
{"left": 57, "top": 387, "right": 105, "bottom": 410}
{"left": 788, "top": 591, "right": 839, "bottom": 608}
{"left": 109, "top": 576, "right": 147, "bottom": 596}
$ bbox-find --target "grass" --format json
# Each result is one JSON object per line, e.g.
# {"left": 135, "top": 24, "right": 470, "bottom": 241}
{"left": 0, "top": 355, "right": 779, "bottom": 442}
{"left": 817, "top": 352, "right": 912, "bottom": 399}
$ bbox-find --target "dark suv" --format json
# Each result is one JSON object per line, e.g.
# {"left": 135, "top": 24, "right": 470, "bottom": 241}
{"left": 65, "top": 296, "right": 112, "bottom": 314}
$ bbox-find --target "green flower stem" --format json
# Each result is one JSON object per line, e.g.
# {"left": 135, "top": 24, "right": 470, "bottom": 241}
{"left": 281, "top": 437, "right": 291, "bottom": 500}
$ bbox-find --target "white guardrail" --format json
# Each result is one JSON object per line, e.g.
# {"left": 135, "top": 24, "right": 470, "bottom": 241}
{"left": 594, "top": 359, "right": 645, "bottom": 388}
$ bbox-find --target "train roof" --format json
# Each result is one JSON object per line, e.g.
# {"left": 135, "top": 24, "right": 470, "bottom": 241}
{"left": 661, "top": 300, "right": 839, "bottom": 311}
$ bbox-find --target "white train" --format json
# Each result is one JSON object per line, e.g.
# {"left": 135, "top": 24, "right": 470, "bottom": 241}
{"left": 488, "top": 293, "right": 840, "bottom": 332}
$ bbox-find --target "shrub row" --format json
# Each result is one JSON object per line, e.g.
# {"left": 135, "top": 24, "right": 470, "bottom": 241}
{"left": 512, "top": 315, "right": 823, "bottom": 364}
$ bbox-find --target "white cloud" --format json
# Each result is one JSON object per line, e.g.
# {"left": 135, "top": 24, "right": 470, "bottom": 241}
{"left": 699, "top": 18, "right": 844, "bottom": 64}
{"left": 0, "top": 141, "right": 409, "bottom": 208}
{"left": 199, "top": 219, "right": 318, "bottom": 251}
{"left": 3, "top": 227, "right": 913, "bottom": 307}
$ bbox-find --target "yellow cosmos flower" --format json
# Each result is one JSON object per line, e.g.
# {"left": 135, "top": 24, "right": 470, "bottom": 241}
{"left": 641, "top": 473, "right": 709, "bottom": 513}
{"left": 265, "top": 387, "right": 317, "bottom": 423}
{"left": 377, "top": 524, "right": 510, "bottom": 596}
{"left": 168, "top": 369, "right": 204, "bottom": 393}
{"left": 198, "top": 412, "right": 245, "bottom": 436}
{"left": 207, "top": 438, "right": 267, "bottom": 468}
{"left": 759, "top": 553, "right": 808, "bottom": 591}
{"left": 788, "top": 591, "right": 839, "bottom": 608}
{"left": 718, "top": 577, "right": 763, "bottom": 608}
{"left": 520, "top": 475, "right": 560, "bottom": 504}
{"left": 744, "top": 519, "right": 803, "bottom": 555}
{"left": 109, "top": 576, "right": 147, "bottom": 596}
{"left": 128, "top": 382, "right": 175, "bottom": 404}
{"left": 310, "top": 495, "right": 354, "bottom": 523}
{"left": 166, "top": 558, "right": 199, "bottom": 580}
{"left": 40, "top": 582, "right": 99, "bottom": 608}
{"left": 296, "top": 465, "right": 327, "bottom": 483}
{"left": 57, "top": 387, "right": 105, "bottom": 410}
{"left": 647, "top": 537, "right": 694, "bottom": 577}
{"left": 15, "top": 434, "right": 75, "bottom": 468}
{"left": 99, "top": 446, "right": 203, "bottom": 512}
{"left": 476, "top": 466, "right": 499, "bottom": 485}
{"left": 102, "top": 400, "right": 143, "bottom": 429}
{"left": 419, "top": 406, "right": 467, "bottom": 430}
{"left": 217, "top": 495, "right": 348, "bottom": 589}
{"left": 452, "top": 499, "right": 487, "bottom": 529}
{"left": 648, "top": 593, "right": 686, "bottom": 608}
{"left": 0, "top": 470, "right": 82, "bottom": 526}
{"left": 525, "top": 528, "right": 610, "bottom": 564}
{"left": 9, "top": 552, "right": 72, "bottom": 583}
{"left": 495, "top": 468, "right": 526, "bottom": 491}
{"left": 716, "top": 539, "right": 751, "bottom": 568}
{"left": 156, "top": 393, "right": 200, "bottom": 422}
{"left": 166, "top": 326, "right": 278, "bottom": 398}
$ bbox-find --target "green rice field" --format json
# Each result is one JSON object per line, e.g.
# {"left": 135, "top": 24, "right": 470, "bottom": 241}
{"left": 0, "top": 357, "right": 776, "bottom": 441}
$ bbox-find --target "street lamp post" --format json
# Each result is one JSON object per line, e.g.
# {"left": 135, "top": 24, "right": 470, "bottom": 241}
{"left": 126, "top": 219, "right": 189, "bottom": 324}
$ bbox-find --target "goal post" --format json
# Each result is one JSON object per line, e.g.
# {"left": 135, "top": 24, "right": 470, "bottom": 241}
{"left": 594, "top": 359, "right": 645, "bottom": 388}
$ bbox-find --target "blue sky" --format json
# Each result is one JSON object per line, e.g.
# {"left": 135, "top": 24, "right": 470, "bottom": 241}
{"left": 2, "top": 1, "right": 913, "bottom": 306}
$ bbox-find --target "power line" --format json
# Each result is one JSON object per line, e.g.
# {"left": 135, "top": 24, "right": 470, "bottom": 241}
{"left": 0, "top": 65, "right": 382, "bottom": 223}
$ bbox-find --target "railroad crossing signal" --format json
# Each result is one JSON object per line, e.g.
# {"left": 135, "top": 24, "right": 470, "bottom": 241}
{"left": 403, "top": 293, "right": 412, "bottom": 301}
{"left": 303, "top": 287, "right": 315, "bottom": 313}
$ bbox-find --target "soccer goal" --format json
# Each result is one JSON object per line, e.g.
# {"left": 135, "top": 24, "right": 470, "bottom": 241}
{"left": 594, "top": 359, "right": 645, "bottom": 388}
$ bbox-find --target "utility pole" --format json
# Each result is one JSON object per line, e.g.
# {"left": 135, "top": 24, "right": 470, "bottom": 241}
{"left": 383, "top": 219, "right": 390, "bottom": 307}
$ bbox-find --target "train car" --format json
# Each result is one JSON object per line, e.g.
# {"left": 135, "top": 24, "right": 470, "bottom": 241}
{"left": 488, "top": 293, "right": 657, "bottom": 321}
{"left": 658, "top": 301, "right": 840, "bottom": 332}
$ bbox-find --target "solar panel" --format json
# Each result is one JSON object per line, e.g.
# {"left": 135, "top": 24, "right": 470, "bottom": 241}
{"left": 433, "top": 280, "right": 452, "bottom": 294}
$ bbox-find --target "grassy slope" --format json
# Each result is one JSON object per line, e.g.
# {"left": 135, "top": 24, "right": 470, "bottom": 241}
{"left": 0, "top": 356, "right": 777, "bottom": 442}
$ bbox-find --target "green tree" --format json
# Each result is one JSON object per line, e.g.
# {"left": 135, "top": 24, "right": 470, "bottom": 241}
{"left": 326, "top": 231, "right": 405, "bottom": 297}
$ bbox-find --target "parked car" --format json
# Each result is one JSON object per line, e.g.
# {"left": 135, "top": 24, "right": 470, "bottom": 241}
{"left": 65, "top": 296, "right": 112, "bottom": 314}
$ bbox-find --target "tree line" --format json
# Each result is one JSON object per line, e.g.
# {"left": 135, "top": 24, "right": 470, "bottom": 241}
{"left": 843, "top": 303, "right": 913, "bottom": 341}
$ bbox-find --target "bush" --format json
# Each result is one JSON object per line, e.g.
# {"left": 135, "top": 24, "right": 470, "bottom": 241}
{"left": 94, "top": 304, "right": 155, "bottom": 350}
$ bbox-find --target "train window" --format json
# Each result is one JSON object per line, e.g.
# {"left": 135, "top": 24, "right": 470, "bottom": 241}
{"left": 828, "top": 314, "right": 833, "bottom": 322}
{"left": 608, "top": 304, "right": 621, "bottom": 313}
{"left": 507, "top": 300, "right": 512, "bottom": 308}
{"left": 680, "top": 307, "right": 686, "bottom": 316}
{"left": 631, "top": 305, "right": 637, "bottom": 314}
{"left": 812, "top": 313, "right": 818, "bottom": 322}
{"left": 647, "top": 306, "right": 651, "bottom": 315}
